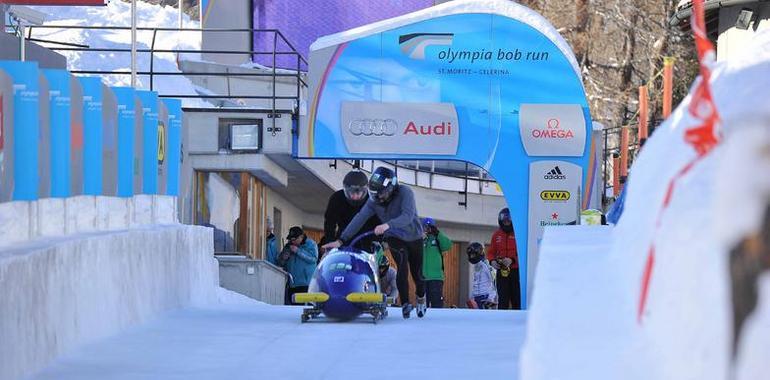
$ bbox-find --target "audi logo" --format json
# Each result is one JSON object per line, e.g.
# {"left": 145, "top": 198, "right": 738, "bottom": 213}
{"left": 348, "top": 119, "right": 398, "bottom": 136}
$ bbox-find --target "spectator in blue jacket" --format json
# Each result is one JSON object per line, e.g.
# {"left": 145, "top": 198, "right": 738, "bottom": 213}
{"left": 265, "top": 217, "right": 280, "bottom": 266}
{"left": 284, "top": 226, "right": 318, "bottom": 304}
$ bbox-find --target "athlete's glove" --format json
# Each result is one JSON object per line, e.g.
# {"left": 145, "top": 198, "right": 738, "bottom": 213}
{"left": 490, "top": 260, "right": 501, "bottom": 270}
{"left": 501, "top": 258, "right": 513, "bottom": 268}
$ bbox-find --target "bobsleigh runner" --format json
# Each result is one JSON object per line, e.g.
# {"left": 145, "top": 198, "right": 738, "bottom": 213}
{"left": 292, "top": 232, "right": 394, "bottom": 323}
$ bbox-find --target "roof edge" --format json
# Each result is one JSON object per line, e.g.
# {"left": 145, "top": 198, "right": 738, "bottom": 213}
{"left": 309, "top": 0, "right": 582, "bottom": 80}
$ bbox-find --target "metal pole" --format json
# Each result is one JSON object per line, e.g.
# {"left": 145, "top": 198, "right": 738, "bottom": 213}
{"left": 576, "top": 186, "right": 582, "bottom": 225}
{"left": 131, "top": 0, "right": 137, "bottom": 87}
{"left": 19, "top": 22, "right": 26, "bottom": 61}
{"left": 178, "top": 0, "right": 183, "bottom": 30}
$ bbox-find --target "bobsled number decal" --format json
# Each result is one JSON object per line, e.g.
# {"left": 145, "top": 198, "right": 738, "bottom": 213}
{"left": 333, "top": 276, "right": 345, "bottom": 283}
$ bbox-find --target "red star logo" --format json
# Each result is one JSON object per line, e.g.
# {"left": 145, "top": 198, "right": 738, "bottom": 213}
{"left": 551, "top": 212, "right": 559, "bottom": 220}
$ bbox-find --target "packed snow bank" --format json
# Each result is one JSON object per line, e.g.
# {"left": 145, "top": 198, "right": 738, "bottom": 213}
{"left": 521, "top": 30, "right": 770, "bottom": 379}
{"left": 520, "top": 226, "right": 647, "bottom": 379}
{"left": 29, "top": 1, "right": 209, "bottom": 107}
{"left": 0, "top": 225, "right": 219, "bottom": 380}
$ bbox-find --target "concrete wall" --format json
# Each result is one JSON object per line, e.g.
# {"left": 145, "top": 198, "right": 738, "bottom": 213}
{"left": 265, "top": 185, "right": 323, "bottom": 243}
{"left": 184, "top": 110, "right": 292, "bottom": 155}
{"left": 718, "top": 4, "right": 770, "bottom": 61}
{"left": 0, "top": 33, "right": 67, "bottom": 69}
{"left": 179, "top": 110, "right": 295, "bottom": 225}
{"left": 216, "top": 256, "right": 287, "bottom": 305}
{"left": 0, "top": 224, "right": 218, "bottom": 380}
{"left": 201, "top": 0, "right": 252, "bottom": 65}
{"left": 179, "top": 60, "right": 305, "bottom": 111}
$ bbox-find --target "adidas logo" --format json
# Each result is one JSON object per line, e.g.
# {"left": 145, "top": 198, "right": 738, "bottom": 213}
{"left": 544, "top": 166, "right": 566, "bottom": 180}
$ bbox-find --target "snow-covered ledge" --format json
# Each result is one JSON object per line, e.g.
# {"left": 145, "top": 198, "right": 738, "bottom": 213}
{"left": 0, "top": 195, "right": 178, "bottom": 249}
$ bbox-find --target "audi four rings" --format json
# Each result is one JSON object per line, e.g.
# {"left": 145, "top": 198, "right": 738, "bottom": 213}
{"left": 348, "top": 119, "right": 398, "bottom": 136}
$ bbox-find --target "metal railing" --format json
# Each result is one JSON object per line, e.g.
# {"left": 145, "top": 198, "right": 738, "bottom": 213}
{"left": 329, "top": 159, "right": 503, "bottom": 206}
{"left": 15, "top": 25, "right": 308, "bottom": 113}
{"left": 600, "top": 121, "right": 665, "bottom": 208}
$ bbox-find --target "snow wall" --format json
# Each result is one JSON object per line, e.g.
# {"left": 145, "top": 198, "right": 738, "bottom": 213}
{"left": 520, "top": 29, "right": 770, "bottom": 380}
{"left": 0, "top": 202, "right": 219, "bottom": 380}
{"left": 0, "top": 27, "right": 199, "bottom": 380}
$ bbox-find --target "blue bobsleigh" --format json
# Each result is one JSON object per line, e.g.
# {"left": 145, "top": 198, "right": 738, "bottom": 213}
{"left": 292, "top": 232, "right": 392, "bottom": 323}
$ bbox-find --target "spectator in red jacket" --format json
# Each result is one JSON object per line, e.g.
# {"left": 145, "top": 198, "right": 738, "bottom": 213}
{"left": 487, "top": 207, "right": 520, "bottom": 310}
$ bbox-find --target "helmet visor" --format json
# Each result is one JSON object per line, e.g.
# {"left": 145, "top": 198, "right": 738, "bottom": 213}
{"left": 344, "top": 185, "right": 367, "bottom": 201}
{"left": 368, "top": 185, "right": 393, "bottom": 204}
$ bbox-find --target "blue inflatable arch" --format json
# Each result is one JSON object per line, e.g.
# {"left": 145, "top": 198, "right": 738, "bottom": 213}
{"left": 296, "top": 0, "right": 595, "bottom": 308}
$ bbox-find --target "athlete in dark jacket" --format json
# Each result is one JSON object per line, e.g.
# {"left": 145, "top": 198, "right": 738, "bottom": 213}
{"left": 319, "top": 171, "right": 381, "bottom": 260}
{"left": 323, "top": 167, "right": 427, "bottom": 318}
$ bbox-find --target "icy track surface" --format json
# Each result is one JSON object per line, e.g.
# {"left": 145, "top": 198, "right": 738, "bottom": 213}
{"left": 29, "top": 302, "right": 527, "bottom": 380}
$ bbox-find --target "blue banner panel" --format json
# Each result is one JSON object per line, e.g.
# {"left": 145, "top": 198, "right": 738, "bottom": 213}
{"left": 42, "top": 69, "right": 72, "bottom": 198}
{"left": 162, "top": 98, "right": 181, "bottom": 197}
{"left": 136, "top": 91, "right": 158, "bottom": 194}
{"left": 0, "top": 61, "right": 40, "bottom": 201}
{"left": 113, "top": 87, "right": 136, "bottom": 198}
{"left": 79, "top": 77, "right": 104, "bottom": 195}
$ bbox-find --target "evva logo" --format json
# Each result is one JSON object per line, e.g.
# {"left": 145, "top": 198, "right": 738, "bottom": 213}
{"left": 399, "top": 33, "right": 454, "bottom": 60}
{"left": 540, "top": 191, "right": 570, "bottom": 201}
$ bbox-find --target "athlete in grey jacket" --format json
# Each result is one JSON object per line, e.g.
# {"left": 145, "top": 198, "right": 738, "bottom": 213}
{"left": 323, "top": 167, "right": 427, "bottom": 318}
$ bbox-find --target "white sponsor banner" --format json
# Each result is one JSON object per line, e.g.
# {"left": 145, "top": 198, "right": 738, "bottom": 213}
{"left": 527, "top": 160, "right": 582, "bottom": 300}
{"left": 520, "top": 103, "right": 586, "bottom": 157}
{"left": 340, "top": 101, "right": 460, "bottom": 155}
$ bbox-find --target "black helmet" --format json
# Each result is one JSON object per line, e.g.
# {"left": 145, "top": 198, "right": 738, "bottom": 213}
{"left": 498, "top": 207, "right": 513, "bottom": 233}
{"left": 368, "top": 167, "right": 398, "bottom": 205}
{"left": 466, "top": 242, "right": 484, "bottom": 264}
{"left": 343, "top": 171, "right": 368, "bottom": 206}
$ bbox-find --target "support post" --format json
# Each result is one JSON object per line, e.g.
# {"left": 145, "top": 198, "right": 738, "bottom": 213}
{"left": 131, "top": 0, "right": 137, "bottom": 87}
{"left": 662, "top": 57, "right": 675, "bottom": 118}
{"left": 620, "top": 126, "right": 629, "bottom": 178}
{"left": 18, "top": 22, "right": 26, "bottom": 61}
{"left": 178, "top": 0, "right": 183, "bottom": 30}
{"left": 638, "top": 85, "right": 649, "bottom": 142}
{"left": 612, "top": 154, "right": 620, "bottom": 197}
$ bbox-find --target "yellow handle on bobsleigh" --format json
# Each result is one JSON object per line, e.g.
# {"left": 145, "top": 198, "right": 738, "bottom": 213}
{"left": 345, "top": 293, "right": 387, "bottom": 303}
{"left": 292, "top": 292, "right": 330, "bottom": 303}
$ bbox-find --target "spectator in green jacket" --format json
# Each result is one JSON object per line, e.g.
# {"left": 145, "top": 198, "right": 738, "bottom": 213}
{"left": 422, "top": 217, "right": 452, "bottom": 308}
